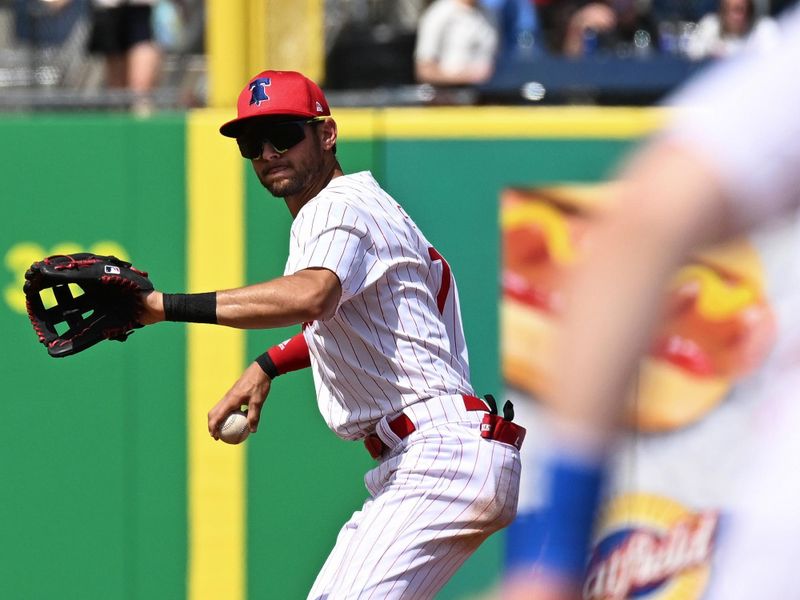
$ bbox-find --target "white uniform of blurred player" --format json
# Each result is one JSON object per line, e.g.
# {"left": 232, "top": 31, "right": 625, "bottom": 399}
{"left": 499, "top": 7, "right": 800, "bottom": 600}
{"left": 665, "top": 8, "right": 800, "bottom": 600}
{"left": 140, "top": 70, "right": 523, "bottom": 600}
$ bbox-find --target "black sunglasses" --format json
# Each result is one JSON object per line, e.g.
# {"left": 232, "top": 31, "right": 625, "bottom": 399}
{"left": 236, "top": 118, "right": 325, "bottom": 159}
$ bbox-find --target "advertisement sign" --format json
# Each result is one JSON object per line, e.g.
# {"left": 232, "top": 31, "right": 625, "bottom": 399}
{"left": 503, "top": 184, "right": 798, "bottom": 598}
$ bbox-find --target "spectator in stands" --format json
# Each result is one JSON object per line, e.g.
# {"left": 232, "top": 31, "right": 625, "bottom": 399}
{"left": 480, "top": 0, "right": 540, "bottom": 61}
{"left": 535, "top": 0, "right": 580, "bottom": 52}
{"left": 13, "top": 0, "right": 85, "bottom": 48}
{"left": 686, "top": 0, "right": 780, "bottom": 59}
{"left": 561, "top": 0, "right": 662, "bottom": 57}
{"left": 87, "top": 0, "right": 162, "bottom": 114}
{"left": 414, "top": 0, "right": 499, "bottom": 85}
{"left": 651, "top": 0, "right": 718, "bottom": 22}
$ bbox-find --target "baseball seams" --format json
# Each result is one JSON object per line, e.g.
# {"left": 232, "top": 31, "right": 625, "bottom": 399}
{"left": 219, "top": 410, "right": 250, "bottom": 445}
{"left": 307, "top": 396, "right": 522, "bottom": 599}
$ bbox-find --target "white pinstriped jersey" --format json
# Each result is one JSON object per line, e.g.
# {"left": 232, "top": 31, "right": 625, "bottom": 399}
{"left": 284, "top": 171, "right": 474, "bottom": 439}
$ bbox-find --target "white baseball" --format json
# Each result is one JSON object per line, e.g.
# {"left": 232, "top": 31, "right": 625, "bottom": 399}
{"left": 219, "top": 410, "right": 250, "bottom": 445}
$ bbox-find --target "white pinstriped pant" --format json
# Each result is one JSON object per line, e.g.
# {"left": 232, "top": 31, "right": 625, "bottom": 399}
{"left": 308, "top": 395, "right": 522, "bottom": 599}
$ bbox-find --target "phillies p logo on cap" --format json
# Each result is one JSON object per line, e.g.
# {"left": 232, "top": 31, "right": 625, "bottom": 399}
{"left": 249, "top": 78, "right": 271, "bottom": 106}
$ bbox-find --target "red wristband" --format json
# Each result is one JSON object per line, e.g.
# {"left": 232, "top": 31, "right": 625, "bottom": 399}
{"left": 255, "top": 332, "right": 311, "bottom": 378}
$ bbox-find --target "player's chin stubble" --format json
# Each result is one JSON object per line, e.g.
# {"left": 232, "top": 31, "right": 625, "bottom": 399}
{"left": 261, "top": 163, "right": 320, "bottom": 198}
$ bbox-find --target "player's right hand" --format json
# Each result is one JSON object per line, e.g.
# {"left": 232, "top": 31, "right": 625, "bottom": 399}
{"left": 208, "top": 361, "right": 272, "bottom": 439}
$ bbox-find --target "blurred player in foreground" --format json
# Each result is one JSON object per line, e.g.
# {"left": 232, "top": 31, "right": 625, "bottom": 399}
{"left": 139, "top": 69, "right": 523, "bottom": 599}
{"left": 503, "top": 6, "right": 800, "bottom": 600}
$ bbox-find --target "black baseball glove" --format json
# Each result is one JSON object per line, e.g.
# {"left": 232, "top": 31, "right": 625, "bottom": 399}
{"left": 23, "top": 253, "right": 154, "bottom": 358}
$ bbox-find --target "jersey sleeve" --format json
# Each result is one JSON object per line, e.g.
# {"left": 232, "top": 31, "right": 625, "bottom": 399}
{"left": 286, "top": 199, "right": 387, "bottom": 307}
{"left": 662, "top": 7, "right": 800, "bottom": 230}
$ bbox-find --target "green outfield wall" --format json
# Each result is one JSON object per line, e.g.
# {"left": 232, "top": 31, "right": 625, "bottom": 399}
{"left": 0, "top": 107, "right": 659, "bottom": 600}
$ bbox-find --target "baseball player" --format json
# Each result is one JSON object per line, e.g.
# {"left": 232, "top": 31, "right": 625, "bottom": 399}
{"left": 503, "top": 6, "right": 800, "bottom": 600}
{"left": 138, "top": 69, "right": 523, "bottom": 599}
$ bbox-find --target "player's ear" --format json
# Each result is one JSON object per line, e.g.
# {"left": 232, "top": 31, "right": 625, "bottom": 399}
{"left": 320, "top": 118, "right": 338, "bottom": 152}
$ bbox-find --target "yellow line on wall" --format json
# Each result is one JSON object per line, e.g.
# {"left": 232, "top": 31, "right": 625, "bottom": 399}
{"left": 187, "top": 109, "right": 246, "bottom": 600}
{"left": 331, "top": 106, "right": 667, "bottom": 139}
{"left": 205, "top": 0, "right": 249, "bottom": 108}
{"left": 263, "top": 0, "right": 325, "bottom": 82}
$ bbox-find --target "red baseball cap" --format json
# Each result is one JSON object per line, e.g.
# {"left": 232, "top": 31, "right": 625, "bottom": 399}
{"left": 219, "top": 70, "right": 331, "bottom": 138}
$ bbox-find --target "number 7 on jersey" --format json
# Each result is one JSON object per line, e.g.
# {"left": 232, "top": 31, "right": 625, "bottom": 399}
{"left": 428, "top": 246, "right": 452, "bottom": 314}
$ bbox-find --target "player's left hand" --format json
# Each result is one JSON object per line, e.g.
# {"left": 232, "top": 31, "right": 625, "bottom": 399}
{"left": 208, "top": 361, "right": 272, "bottom": 439}
{"left": 138, "top": 290, "right": 165, "bottom": 325}
{"left": 23, "top": 252, "right": 154, "bottom": 357}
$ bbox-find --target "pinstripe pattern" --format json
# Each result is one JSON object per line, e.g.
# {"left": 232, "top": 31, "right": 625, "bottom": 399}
{"left": 308, "top": 396, "right": 522, "bottom": 599}
{"left": 284, "top": 172, "right": 520, "bottom": 597}
{"left": 285, "top": 171, "right": 473, "bottom": 439}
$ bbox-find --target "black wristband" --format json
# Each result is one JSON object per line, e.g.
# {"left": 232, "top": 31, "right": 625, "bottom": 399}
{"left": 162, "top": 292, "right": 217, "bottom": 324}
{"left": 254, "top": 352, "right": 279, "bottom": 379}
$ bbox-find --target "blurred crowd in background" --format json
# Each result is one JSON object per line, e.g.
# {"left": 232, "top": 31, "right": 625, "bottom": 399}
{"left": 2, "top": 0, "right": 797, "bottom": 112}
